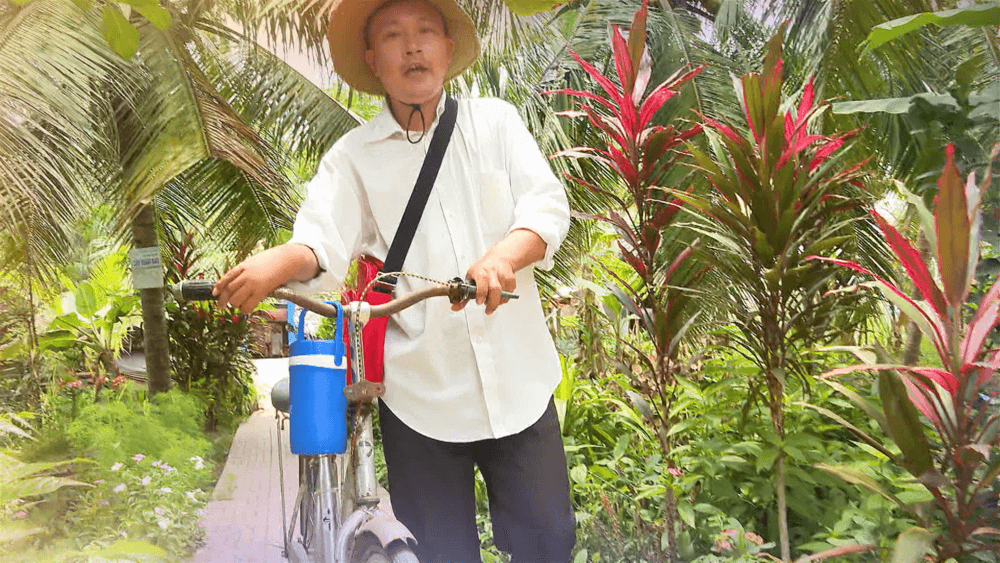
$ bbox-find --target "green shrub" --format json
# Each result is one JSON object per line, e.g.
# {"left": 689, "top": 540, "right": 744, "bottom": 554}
{"left": 64, "top": 387, "right": 212, "bottom": 469}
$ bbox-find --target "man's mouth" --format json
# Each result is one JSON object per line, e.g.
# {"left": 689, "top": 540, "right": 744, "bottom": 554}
{"left": 405, "top": 64, "right": 429, "bottom": 76}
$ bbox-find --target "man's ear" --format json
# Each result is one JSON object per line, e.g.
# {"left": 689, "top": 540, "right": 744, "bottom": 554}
{"left": 445, "top": 36, "right": 455, "bottom": 63}
{"left": 364, "top": 49, "right": 377, "bottom": 75}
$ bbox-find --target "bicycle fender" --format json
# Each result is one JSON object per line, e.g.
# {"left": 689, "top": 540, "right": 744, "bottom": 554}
{"left": 357, "top": 510, "right": 416, "bottom": 548}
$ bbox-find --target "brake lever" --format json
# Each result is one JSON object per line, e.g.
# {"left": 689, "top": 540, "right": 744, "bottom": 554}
{"left": 447, "top": 278, "right": 518, "bottom": 303}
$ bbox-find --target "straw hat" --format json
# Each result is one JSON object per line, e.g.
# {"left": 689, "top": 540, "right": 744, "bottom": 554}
{"left": 327, "top": 0, "right": 480, "bottom": 95}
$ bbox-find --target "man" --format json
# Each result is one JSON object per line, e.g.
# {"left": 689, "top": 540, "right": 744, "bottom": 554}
{"left": 212, "top": 0, "right": 574, "bottom": 560}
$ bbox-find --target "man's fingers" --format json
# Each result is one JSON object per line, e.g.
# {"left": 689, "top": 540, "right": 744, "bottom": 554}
{"left": 214, "top": 265, "right": 242, "bottom": 295}
{"left": 475, "top": 275, "right": 488, "bottom": 305}
{"left": 485, "top": 276, "right": 504, "bottom": 315}
{"left": 215, "top": 274, "right": 247, "bottom": 309}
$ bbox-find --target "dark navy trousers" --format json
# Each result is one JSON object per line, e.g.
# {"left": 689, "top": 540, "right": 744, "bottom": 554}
{"left": 378, "top": 397, "right": 576, "bottom": 563}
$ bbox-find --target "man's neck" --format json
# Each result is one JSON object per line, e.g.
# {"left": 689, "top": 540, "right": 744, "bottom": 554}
{"left": 388, "top": 90, "right": 444, "bottom": 132}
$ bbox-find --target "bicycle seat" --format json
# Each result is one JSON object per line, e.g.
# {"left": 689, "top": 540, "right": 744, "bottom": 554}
{"left": 271, "top": 376, "right": 290, "bottom": 413}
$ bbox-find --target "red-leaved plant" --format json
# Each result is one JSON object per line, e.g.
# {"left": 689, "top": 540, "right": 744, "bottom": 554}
{"left": 809, "top": 145, "right": 1000, "bottom": 560}
{"left": 547, "top": 0, "right": 705, "bottom": 557}
{"left": 671, "top": 28, "right": 871, "bottom": 561}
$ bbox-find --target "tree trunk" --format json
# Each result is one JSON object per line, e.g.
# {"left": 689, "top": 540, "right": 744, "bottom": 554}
{"left": 132, "top": 203, "right": 171, "bottom": 396}
{"left": 768, "top": 370, "right": 790, "bottom": 562}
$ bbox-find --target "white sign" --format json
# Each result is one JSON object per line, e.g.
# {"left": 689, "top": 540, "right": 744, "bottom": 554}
{"left": 129, "top": 247, "right": 163, "bottom": 289}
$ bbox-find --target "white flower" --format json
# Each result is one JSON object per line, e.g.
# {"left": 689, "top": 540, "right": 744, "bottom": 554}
{"left": 141, "top": 476, "right": 152, "bottom": 486}
{"left": 93, "top": 479, "right": 105, "bottom": 485}
{"left": 110, "top": 463, "right": 123, "bottom": 472}
{"left": 196, "top": 508, "right": 207, "bottom": 518}
{"left": 131, "top": 454, "right": 145, "bottom": 462}
{"left": 157, "top": 487, "right": 172, "bottom": 494}
{"left": 154, "top": 507, "right": 166, "bottom": 516}
{"left": 159, "top": 464, "right": 174, "bottom": 472}
{"left": 189, "top": 456, "right": 205, "bottom": 470}
{"left": 150, "top": 460, "right": 163, "bottom": 468}
{"left": 194, "top": 488, "right": 203, "bottom": 494}
{"left": 185, "top": 491, "right": 198, "bottom": 502}
{"left": 157, "top": 518, "right": 171, "bottom": 531}
{"left": 113, "top": 484, "right": 126, "bottom": 493}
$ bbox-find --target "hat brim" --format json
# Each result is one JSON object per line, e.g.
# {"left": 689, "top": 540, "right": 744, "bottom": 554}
{"left": 327, "top": 0, "right": 480, "bottom": 95}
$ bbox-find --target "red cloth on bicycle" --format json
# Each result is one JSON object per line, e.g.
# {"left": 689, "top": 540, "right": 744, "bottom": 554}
{"left": 340, "top": 255, "right": 388, "bottom": 384}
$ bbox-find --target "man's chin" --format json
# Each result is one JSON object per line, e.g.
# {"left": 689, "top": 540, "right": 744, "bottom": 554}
{"left": 387, "top": 82, "right": 444, "bottom": 106}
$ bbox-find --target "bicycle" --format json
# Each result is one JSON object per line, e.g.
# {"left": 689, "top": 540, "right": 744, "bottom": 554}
{"left": 173, "top": 275, "right": 516, "bottom": 563}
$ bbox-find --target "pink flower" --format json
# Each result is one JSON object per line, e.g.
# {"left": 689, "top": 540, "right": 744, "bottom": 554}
{"left": 132, "top": 454, "right": 146, "bottom": 462}
{"left": 722, "top": 529, "right": 740, "bottom": 538}
{"left": 667, "top": 466, "right": 683, "bottom": 477}
{"left": 714, "top": 539, "right": 732, "bottom": 552}
{"left": 150, "top": 460, "right": 163, "bottom": 468}
{"left": 746, "top": 532, "right": 764, "bottom": 545}
{"left": 99, "top": 500, "right": 109, "bottom": 506}
{"left": 13, "top": 511, "right": 27, "bottom": 519}
{"left": 93, "top": 479, "right": 105, "bottom": 485}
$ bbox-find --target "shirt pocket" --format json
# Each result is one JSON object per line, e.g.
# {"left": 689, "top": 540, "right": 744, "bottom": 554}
{"left": 479, "top": 169, "right": 515, "bottom": 243}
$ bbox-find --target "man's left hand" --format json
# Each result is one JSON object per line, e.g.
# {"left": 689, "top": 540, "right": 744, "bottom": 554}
{"left": 454, "top": 251, "right": 516, "bottom": 315}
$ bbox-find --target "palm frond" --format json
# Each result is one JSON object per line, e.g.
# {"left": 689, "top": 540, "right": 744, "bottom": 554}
{"left": 190, "top": 23, "right": 363, "bottom": 173}
{"left": 0, "top": 0, "right": 126, "bottom": 280}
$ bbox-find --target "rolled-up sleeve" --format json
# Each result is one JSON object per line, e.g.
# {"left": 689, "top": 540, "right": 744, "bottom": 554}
{"left": 286, "top": 144, "right": 367, "bottom": 293}
{"left": 502, "top": 104, "right": 570, "bottom": 271}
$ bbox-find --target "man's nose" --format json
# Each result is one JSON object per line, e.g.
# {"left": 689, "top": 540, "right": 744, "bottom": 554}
{"left": 405, "top": 34, "right": 422, "bottom": 55}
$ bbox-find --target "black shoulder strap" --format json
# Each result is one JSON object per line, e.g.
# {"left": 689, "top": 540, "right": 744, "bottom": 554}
{"left": 377, "top": 95, "right": 458, "bottom": 292}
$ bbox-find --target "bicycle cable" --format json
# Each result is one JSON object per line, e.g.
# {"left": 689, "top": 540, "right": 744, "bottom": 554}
{"left": 359, "top": 270, "right": 449, "bottom": 300}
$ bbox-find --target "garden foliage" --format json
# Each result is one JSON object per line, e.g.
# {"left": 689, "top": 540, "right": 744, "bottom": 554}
{"left": 164, "top": 230, "right": 258, "bottom": 431}
{"left": 670, "top": 26, "right": 875, "bottom": 560}
{"left": 549, "top": 3, "right": 707, "bottom": 553}
{"left": 813, "top": 146, "right": 1000, "bottom": 560}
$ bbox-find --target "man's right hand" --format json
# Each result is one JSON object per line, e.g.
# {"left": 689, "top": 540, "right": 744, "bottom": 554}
{"left": 213, "top": 244, "right": 320, "bottom": 313}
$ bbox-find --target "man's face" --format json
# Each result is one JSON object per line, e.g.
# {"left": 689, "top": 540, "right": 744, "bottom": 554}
{"left": 364, "top": 0, "right": 455, "bottom": 104}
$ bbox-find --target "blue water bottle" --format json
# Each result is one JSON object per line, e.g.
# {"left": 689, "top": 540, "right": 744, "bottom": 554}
{"left": 288, "top": 302, "right": 348, "bottom": 455}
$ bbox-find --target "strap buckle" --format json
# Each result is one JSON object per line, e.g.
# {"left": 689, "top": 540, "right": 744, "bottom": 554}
{"left": 372, "top": 275, "right": 396, "bottom": 295}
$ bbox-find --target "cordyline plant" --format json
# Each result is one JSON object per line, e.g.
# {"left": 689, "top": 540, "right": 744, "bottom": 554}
{"left": 671, "top": 31, "right": 871, "bottom": 561}
{"left": 547, "top": 0, "right": 705, "bottom": 557}
{"left": 809, "top": 145, "right": 1000, "bottom": 561}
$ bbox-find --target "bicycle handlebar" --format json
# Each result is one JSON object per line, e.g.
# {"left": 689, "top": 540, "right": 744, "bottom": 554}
{"left": 170, "top": 278, "right": 518, "bottom": 319}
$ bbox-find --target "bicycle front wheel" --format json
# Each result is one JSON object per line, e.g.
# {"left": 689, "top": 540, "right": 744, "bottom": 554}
{"left": 352, "top": 534, "right": 419, "bottom": 563}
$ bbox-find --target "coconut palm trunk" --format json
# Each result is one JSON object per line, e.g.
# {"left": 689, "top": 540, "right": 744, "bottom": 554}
{"left": 131, "top": 202, "right": 171, "bottom": 395}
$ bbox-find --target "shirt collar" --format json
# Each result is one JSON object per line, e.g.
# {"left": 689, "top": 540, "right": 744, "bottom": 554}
{"left": 365, "top": 92, "right": 448, "bottom": 143}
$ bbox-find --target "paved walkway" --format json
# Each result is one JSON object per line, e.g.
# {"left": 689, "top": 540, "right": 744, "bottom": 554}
{"left": 188, "top": 359, "right": 394, "bottom": 563}
{"left": 189, "top": 359, "right": 300, "bottom": 563}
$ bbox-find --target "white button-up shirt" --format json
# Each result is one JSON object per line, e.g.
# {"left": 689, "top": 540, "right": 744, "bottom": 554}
{"left": 287, "top": 95, "right": 570, "bottom": 442}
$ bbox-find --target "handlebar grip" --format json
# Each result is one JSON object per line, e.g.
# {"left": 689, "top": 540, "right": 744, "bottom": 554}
{"left": 175, "top": 280, "right": 216, "bottom": 301}
{"left": 451, "top": 279, "right": 518, "bottom": 301}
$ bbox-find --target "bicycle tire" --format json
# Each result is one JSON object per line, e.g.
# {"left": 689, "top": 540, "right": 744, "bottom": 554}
{"left": 351, "top": 533, "right": 392, "bottom": 563}
{"left": 387, "top": 541, "right": 419, "bottom": 563}
{"left": 286, "top": 540, "right": 309, "bottom": 563}
{"left": 299, "top": 457, "right": 317, "bottom": 552}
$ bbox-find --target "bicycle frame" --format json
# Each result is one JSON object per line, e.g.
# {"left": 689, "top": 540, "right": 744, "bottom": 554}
{"left": 275, "top": 299, "right": 388, "bottom": 563}
{"left": 172, "top": 278, "right": 509, "bottom": 562}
